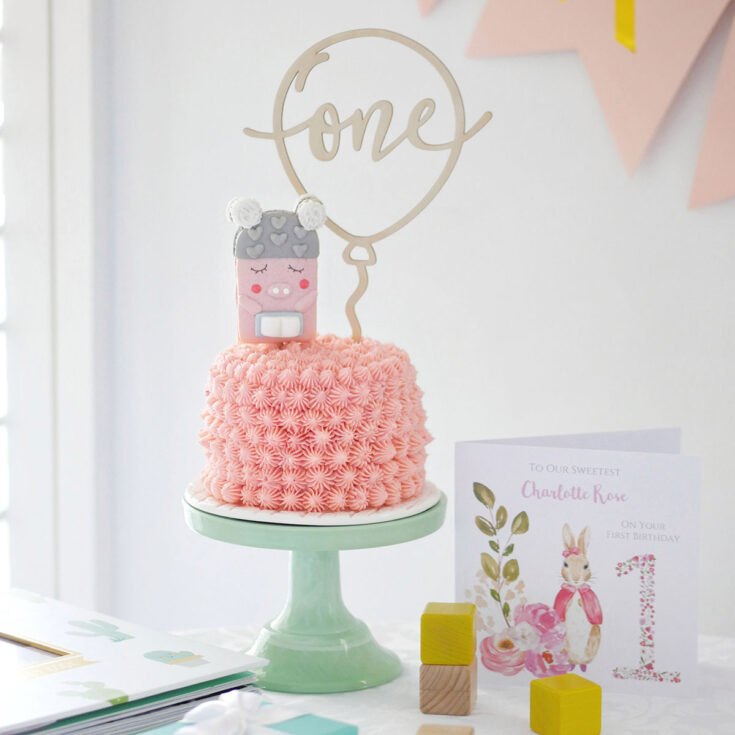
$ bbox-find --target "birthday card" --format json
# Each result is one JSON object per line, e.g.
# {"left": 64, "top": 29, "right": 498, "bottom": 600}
{"left": 455, "top": 429, "right": 700, "bottom": 696}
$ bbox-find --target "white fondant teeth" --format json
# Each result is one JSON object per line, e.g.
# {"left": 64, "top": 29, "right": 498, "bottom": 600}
{"left": 271, "top": 215, "right": 287, "bottom": 230}
{"left": 246, "top": 243, "right": 264, "bottom": 258}
{"left": 270, "top": 232, "right": 288, "bottom": 246}
{"left": 247, "top": 226, "right": 262, "bottom": 241}
{"left": 292, "top": 243, "right": 308, "bottom": 257}
{"left": 293, "top": 226, "right": 307, "bottom": 239}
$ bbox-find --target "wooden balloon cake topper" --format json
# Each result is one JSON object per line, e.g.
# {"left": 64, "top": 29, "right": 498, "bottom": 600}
{"left": 244, "top": 28, "right": 492, "bottom": 340}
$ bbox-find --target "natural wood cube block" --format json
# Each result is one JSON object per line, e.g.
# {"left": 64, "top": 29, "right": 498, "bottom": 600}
{"left": 416, "top": 725, "right": 475, "bottom": 735}
{"left": 419, "top": 658, "right": 477, "bottom": 716}
{"left": 420, "top": 602, "right": 476, "bottom": 665}
{"left": 530, "top": 673, "right": 601, "bottom": 735}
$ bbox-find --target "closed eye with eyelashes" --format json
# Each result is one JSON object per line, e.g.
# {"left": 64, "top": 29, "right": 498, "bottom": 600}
{"left": 288, "top": 265, "right": 304, "bottom": 273}
{"left": 250, "top": 265, "right": 268, "bottom": 274}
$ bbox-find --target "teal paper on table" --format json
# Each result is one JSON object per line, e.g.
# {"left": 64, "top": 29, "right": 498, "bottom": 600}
{"left": 455, "top": 429, "right": 700, "bottom": 697}
{"left": 268, "top": 714, "right": 358, "bottom": 734}
{"left": 138, "top": 714, "right": 357, "bottom": 735}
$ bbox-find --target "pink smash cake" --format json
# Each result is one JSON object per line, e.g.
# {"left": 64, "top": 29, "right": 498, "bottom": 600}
{"left": 197, "top": 196, "right": 431, "bottom": 514}
{"left": 199, "top": 336, "right": 431, "bottom": 512}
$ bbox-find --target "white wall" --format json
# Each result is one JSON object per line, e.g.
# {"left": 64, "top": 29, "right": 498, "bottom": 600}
{"left": 103, "top": 0, "right": 735, "bottom": 635}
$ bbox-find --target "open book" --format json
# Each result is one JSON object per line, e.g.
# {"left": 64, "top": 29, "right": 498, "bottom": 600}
{"left": 0, "top": 589, "right": 265, "bottom": 734}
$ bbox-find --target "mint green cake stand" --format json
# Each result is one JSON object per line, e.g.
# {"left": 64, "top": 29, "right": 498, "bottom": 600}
{"left": 182, "top": 493, "right": 446, "bottom": 693}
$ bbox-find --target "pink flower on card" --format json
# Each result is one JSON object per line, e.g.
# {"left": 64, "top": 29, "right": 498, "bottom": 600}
{"left": 525, "top": 647, "right": 573, "bottom": 678}
{"left": 479, "top": 631, "right": 527, "bottom": 676}
{"left": 508, "top": 622, "right": 541, "bottom": 651}
{"left": 514, "top": 603, "right": 567, "bottom": 650}
{"left": 512, "top": 603, "right": 573, "bottom": 678}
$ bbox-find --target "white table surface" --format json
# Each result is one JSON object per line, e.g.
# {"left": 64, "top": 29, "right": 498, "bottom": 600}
{"left": 180, "top": 626, "right": 735, "bottom": 734}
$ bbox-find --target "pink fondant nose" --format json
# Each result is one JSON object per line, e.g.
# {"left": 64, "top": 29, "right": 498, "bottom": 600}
{"left": 267, "top": 282, "right": 293, "bottom": 298}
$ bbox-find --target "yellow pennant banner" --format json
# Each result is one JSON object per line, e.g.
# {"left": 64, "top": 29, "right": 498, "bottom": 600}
{"left": 615, "top": 0, "right": 636, "bottom": 52}
{"left": 560, "top": 0, "right": 636, "bottom": 53}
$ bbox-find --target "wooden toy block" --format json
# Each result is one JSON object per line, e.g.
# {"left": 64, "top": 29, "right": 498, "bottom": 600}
{"left": 530, "top": 673, "right": 601, "bottom": 735}
{"left": 267, "top": 713, "right": 358, "bottom": 735}
{"left": 420, "top": 602, "right": 476, "bottom": 665}
{"left": 419, "top": 658, "right": 477, "bottom": 716}
{"left": 416, "top": 725, "right": 475, "bottom": 735}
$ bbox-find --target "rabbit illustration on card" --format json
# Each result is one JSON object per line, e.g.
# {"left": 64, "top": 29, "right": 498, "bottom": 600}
{"left": 553, "top": 524, "right": 603, "bottom": 670}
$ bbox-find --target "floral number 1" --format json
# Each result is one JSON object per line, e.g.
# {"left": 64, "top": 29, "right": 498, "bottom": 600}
{"left": 613, "top": 553, "right": 680, "bottom": 683}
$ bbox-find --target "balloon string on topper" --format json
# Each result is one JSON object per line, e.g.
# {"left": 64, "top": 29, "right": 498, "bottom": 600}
{"left": 244, "top": 28, "right": 492, "bottom": 341}
{"left": 342, "top": 238, "right": 377, "bottom": 340}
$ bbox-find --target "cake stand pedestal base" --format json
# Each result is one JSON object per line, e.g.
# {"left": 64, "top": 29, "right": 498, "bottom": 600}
{"left": 183, "top": 492, "right": 446, "bottom": 693}
{"left": 250, "top": 549, "right": 400, "bottom": 692}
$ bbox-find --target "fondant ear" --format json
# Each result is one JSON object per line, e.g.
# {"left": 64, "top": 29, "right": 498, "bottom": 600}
{"left": 226, "top": 197, "right": 262, "bottom": 229}
{"left": 295, "top": 195, "right": 326, "bottom": 230}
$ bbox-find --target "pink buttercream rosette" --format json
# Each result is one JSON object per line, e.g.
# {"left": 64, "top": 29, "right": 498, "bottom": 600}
{"left": 199, "top": 335, "right": 431, "bottom": 513}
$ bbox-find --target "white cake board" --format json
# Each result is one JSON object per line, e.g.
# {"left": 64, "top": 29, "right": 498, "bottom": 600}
{"left": 185, "top": 479, "right": 441, "bottom": 526}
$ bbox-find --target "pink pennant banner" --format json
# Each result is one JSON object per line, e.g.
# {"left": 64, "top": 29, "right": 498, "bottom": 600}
{"left": 419, "top": 0, "right": 442, "bottom": 17}
{"left": 466, "top": 0, "right": 730, "bottom": 175}
{"left": 690, "top": 13, "right": 735, "bottom": 208}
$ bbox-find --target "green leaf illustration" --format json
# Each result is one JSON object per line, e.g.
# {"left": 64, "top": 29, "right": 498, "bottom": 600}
{"left": 502, "top": 602, "right": 511, "bottom": 619}
{"left": 490, "top": 589, "right": 501, "bottom": 602}
{"left": 496, "top": 506, "right": 508, "bottom": 529}
{"left": 489, "top": 540, "right": 500, "bottom": 553}
{"left": 481, "top": 553, "right": 499, "bottom": 581}
{"left": 502, "top": 559, "right": 520, "bottom": 581}
{"left": 473, "top": 482, "right": 495, "bottom": 510}
{"left": 475, "top": 516, "right": 496, "bottom": 536}
{"left": 511, "top": 511, "right": 530, "bottom": 534}
{"left": 503, "top": 544, "right": 515, "bottom": 556}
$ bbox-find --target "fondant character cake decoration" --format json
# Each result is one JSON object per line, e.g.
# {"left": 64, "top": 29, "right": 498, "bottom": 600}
{"left": 227, "top": 195, "right": 326, "bottom": 342}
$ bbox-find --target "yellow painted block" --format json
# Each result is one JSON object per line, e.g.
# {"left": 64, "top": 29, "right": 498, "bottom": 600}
{"left": 530, "top": 673, "right": 601, "bottom": 735}
{"left": 420, "top": 602, "right": 476, "bottom": 666}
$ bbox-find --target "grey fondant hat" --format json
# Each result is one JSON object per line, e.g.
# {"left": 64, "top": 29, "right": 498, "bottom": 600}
{"left": 227, "top": 196, "right": 325, "bottom": 260}
{"left": 234, "top": 210, "right": 319, "bottom": 259}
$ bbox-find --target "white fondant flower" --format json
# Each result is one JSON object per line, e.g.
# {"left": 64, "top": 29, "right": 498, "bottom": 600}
{"left": 227, "top": 197, "right": 263, "bottom": 229}
{"left": 295, "top": 195, "right": 326, "bottom": 230}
